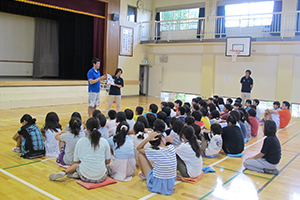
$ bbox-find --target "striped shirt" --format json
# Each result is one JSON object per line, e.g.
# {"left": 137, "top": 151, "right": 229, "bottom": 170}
{"left": 145, "top": 145, "right": 177, "bottom": 179}
{"left": 170, "top": 130, "right": 183, "bottom": 146}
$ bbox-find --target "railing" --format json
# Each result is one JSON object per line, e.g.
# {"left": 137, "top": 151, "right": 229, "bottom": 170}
{"left": 139, "top": 11, "right": 300, "bottom": 42}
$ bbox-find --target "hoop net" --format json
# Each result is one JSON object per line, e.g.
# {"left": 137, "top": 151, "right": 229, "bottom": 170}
{"left": 229, "top": 50, "right": 240, "bottom": 62}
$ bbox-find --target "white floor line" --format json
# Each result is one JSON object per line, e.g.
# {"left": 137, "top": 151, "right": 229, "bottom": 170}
{"left": 138, "top": 122, "right": 297, "bottom": 200}
{"left": 0, "top": 168, "right": 61, "bottom": 200}
{"left": 41, "top": 157, "right": 56, "bottom": 162}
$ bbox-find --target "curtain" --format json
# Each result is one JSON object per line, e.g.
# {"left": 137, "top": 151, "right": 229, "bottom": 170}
{"left": 197, "top": 8, "right": 205, "bottom": 38}
{"left": 270, "top": 1, "right": 282, "bottom": 36}
{"left": 58, "top": 13, "right": 94, "bottom": 80}
{"left": 155, "top": 12, "right": 161, "bottom": 40}
{"left": 94, "top": 18, "right": 105, "bottom": 75}
{"left": 33, "top": 18, "right": 59, "bottom": 77}
{"left": 215, "top": 6, "right": 226, "bottom": 38}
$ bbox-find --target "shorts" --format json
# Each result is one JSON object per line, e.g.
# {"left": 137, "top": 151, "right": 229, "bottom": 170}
{"left": 146, "top": 169, "right": 176, "bottom": 195}
{"left": 88, "top": 92, "right": 100, "bottom": 107}
{"left": 76, "top": 165, "right": 107, "bottom": 183}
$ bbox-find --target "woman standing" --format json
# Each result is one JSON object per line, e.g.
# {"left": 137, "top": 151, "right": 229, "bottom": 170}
{"left": 107, "top": 68, "right": 124, "bottom": 113}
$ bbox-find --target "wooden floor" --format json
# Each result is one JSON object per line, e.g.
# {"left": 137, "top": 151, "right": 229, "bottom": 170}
{"left": 0, "top": 96, "right": 299, "bottom": 200}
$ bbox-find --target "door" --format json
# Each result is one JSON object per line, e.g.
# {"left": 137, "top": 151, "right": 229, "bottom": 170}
{"left": 139, "top": 65, "right": 149, "bottom": 95}
{"left": 148, "top": 65, "right": 162, "bottom": 97}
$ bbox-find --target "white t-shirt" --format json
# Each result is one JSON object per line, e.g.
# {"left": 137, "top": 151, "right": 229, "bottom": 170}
{"left": 74, "top": 137, "right": 111, "bottom": 180}
{"left": 145, "top": 145, "right": 177, "bottom": 179}
{"left": 45, "top": 129, "right": 61, "bottom": 157}
{"left": 106, "top": 119, "right": 116, "bottom": 136}
{"left": 132, "top": 132, "right": 150, "bottom": 161}
{"left": 205, "top": 134, "right": 223, "bottom": 156}
{"left": 256, "top": 107, "right": 262, "bottom": 119}
{"left": 99, "top": 127, "right": 109, "bottom": 140}
{"left": 108, "top": 135, "right": 134, "bottom": 159}
{"left": 60, "top": 132, "right": 85, "bottom": 165}
{"left": 176, "top": 142, "right": 203, "bottom": 178}
{"left": 126, "top": 119, "right": 136, "bottom": 130}
{"left": 170, "top": 109, "right": 176, "bottom": 118}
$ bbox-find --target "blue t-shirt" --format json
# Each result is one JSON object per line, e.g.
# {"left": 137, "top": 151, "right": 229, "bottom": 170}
{"left": 87, "top": 68, "right": 101, "bottom": 93}
{"left": 108, "top": 135, "right": 134, "bottom": 159}
{"left": 240, "top": 76, "right": 253, "bottom": 93}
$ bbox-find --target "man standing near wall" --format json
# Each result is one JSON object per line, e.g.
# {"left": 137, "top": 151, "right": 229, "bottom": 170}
{"left": 87, "top": 58, "right": 106, "bottom": 117}
{"left": 240, "top": 69, "right": 253, "bottom": 106}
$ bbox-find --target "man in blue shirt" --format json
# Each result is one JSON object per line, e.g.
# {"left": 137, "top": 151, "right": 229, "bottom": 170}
{"left": 87, "top": 58, "right": 106, "bottom": 117}
{"left": 240, "top": 69, "right": 253, "bottom": 106}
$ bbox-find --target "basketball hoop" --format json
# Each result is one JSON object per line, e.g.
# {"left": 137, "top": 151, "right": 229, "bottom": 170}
{"left": 229, "top": 50, "right": 240, "bottom": 62}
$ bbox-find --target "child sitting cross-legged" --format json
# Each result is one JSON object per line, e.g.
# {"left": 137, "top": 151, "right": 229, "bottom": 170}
{"left": 49, "top": 117, "right": 111, "bottom": 182}
{"left": 107, "top": 121, "right": 136, "bottom": 181}
{"left": 55, "top": 117, "right": 85, "bottom": 166}
{"left": 243, "top": 120, "right": 281, "bottom": 175}
{"left": 137, "top": 131, "right": 177, "bottom": 195}
{"left": 201, "top": 124, "right": 223, "bottom": 156}
{"left": 12, "top": 114, "right": 45, "bottom": 158}
{"left": 175, "top": 125, "right": 203, "bottom": 178}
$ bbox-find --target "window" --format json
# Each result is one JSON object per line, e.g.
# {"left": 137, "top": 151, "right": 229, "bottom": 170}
{"left": 160, "top": 8, "right": 199, "bottom": 31}
{"left": 127, "top": 6, "right": 137, "bottom": 22}
{"left": 225, "top": 1, "right": 274, "bottom": 27}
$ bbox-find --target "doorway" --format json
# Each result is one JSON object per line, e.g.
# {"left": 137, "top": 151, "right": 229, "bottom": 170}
{"left": 139, "top": 65, "right": 149, "bottom": 95}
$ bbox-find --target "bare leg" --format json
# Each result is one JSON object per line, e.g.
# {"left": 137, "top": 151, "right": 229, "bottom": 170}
{"left": 88, "top": 106, "right": 96, "bottom": 118}
{"left": 12, "top": 133, "right": 21, "bottom": 147}
{"left": 138, "top": 153, "right": 152, "bottom": 178}
{"left": 65, "top": 163, "right": 79, "bottom": 174}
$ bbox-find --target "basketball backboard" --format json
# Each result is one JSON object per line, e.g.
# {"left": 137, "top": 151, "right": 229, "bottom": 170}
{"left": 225, "top": 37, "right": 251, "bottom": 57}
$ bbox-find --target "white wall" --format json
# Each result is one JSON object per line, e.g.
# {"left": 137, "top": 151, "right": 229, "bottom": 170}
{"left": 119, "top": 0, "right": 153, "bottom": 96}
{"left": 0, "top": 12, "right": 35, "bottom": 76}
{"left": 214, "top": 55, "right": 278, "bottom": 100}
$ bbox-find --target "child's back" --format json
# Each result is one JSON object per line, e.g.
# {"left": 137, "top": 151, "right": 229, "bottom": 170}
{"left": 99, "top": 127, "right": 109, "bottom": 140}
{"left": 60, "top": 131, "right": 85, "bottom": 165}
{"left": 205, "top": 133, "right": 222, "bottom": 156}
{"left": 145, "top": 145, "right": 177, "bottom": 195}
{"left": 45, "top": 128, "right": 61, "bottom": 157}
{"left": 249, "top": 116, "right": 259, "bottom": 137}
{"left": 74, "top": 137, "right": 110, "bottom": 180}
{"left": 106, "top": 119, "right": 116, "bottom": 136}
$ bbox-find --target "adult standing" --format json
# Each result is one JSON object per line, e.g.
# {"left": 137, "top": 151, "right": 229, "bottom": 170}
{"left": 106, "top": 68, "right": 124, "bottom": 114}
{"left": 240, "top": 69, "right": 253, "bottom": 106}
{"left": 87, "top": 58, "right": 106, "bottom": 118}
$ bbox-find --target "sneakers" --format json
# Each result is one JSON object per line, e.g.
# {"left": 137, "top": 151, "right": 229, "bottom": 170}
{"left": 67, "top": 172, "right": 80, "bottom": 179}
{"left": 138, "top": 171, "right": 146, "bottom": 180}
{"left": 49, "top": 171, "right": 66, "bottom": 181}
{"left": 263, "top": 168, "right": 279, "bottom": 175}
{"left": 12, "top": 147, "right": 21, "bottom": 153}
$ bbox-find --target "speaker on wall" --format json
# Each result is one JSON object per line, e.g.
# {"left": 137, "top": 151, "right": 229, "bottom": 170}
{"left": 112, "top": 13, "right": 119, "bottom": 21}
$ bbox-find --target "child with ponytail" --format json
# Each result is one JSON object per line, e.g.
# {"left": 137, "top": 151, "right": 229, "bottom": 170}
{"left": 137, "top": 125, "right": 177, "bottom": 195}
{"left": 42, "top": 112, "right": 62, "bottom": 157}
{"left": 176, "top": 125, "right": 203, "bottom": 178}
{"left": 107, "top": 121, "right": 136, "bottom": 181}
{"left": 49, "top": 117, "right": 111, "bottom": 182}
{"left": 12, "top": 114, "right": 45, "bottom": 158}
{"left": 55, "top": 117, "right": 85, "bottom": 165}
{"left": 132, "top": 121, "right": 150, "bottom": 165}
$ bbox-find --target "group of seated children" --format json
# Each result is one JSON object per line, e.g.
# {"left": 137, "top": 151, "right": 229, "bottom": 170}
{"left": 11, "top": 96, "right": 291, "bottom": 195}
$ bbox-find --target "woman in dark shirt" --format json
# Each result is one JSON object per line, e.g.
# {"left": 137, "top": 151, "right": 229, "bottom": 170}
{"left": 106, "top": 68, "right": 124, "bottom": 113}
{"left": 243, "top": 120, "right": 281, "bottom": 175}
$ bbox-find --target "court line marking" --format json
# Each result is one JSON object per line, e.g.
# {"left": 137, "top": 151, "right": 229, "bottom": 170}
{"left": 0, "top": 168, "right": 61, "bottom": 200}
{"left": 198, "top": 122, "right": 297, "bottom": 199}
{"left": 3, "top": 158, "right": 56, "bottom": 170}
{"left": 138, "top": 181, "right": 181, "bottom": 200}
{"left": 257, "top": 152, "right": 300, "bottom": 194}
{"left": 139, "top": 122, "right": 296, "bottom": 200}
